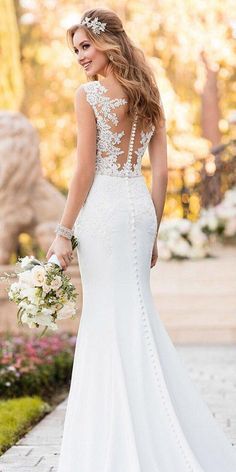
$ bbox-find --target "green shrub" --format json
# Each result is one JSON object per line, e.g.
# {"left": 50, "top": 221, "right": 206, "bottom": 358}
{"left": 0, "top": 396, "right": 50, "bottom": 455}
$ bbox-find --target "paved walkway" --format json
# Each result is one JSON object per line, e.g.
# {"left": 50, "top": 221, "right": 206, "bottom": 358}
{"left": 0, "top": 345, "right": 236, "bottom": 471}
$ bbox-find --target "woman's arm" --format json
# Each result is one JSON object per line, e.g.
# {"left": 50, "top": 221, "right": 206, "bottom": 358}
{"left": 148, "top": 103, "right": 168, "bottom": 239}
{"left": 58, "top": 86, "right": 97, "bottom": 229}
{"left": 46, "top": 86, "right": 97, "bottom": 269}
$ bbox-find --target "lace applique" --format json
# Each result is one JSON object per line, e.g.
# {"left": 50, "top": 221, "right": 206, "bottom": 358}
{"left": 74, "top": 175, "right": 157, "bottom": 258}
{"left": 135, "top": 128, "right": 155, "bottom": 165}
{"left": 84, "top": 81, "right": 127, "bottom": 125}
{"left": 82, "top": 81, "right": 155, "bottom": 178}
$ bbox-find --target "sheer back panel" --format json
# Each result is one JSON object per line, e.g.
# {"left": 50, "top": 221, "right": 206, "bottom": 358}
{"left": 82, "top": 81, "right": 155, "bottom": 177}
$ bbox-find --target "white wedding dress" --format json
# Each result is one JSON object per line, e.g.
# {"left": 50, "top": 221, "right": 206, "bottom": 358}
{"left": 57, "top": 80, "right": 236, "bottom": 471}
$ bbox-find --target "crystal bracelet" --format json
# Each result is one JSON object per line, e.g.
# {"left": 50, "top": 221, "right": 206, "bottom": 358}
{"left": 55, "top": 223, "right": 74, "bottom": 240}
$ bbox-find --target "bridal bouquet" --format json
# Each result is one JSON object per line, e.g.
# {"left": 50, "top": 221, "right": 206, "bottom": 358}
{"left": 0, "top": 237, "right": 79, "bottom": 337}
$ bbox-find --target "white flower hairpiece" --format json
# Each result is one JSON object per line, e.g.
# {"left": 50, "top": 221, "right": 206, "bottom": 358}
{"left": 81, "top": 16, "right": 106, "bottom": 35}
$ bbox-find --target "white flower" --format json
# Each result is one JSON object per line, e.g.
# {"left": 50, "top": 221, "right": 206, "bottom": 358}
{"left": 158, "top": 241, "right": 172, "bottom": 260}
{"left": 49, "top": 322, "right": 58, "bottom": 330}
{"left": 50, "top": 276, "right": 62, "bottom": 291}
{"left": 188, "top": 225, "right": 208, "bottom": 247}
{"left": 18, "top": 300, "right": 30, "bottom": 310}
{"left": 34, "top": 313, "right": 52, "bottom": 326}
{"left": 224, "top": 188, "right": 236, "bottom": 205}
{"left": 167, "top": 228, "right": 180, "bottom": 242}
{"left": 207, "top": 215, "right": 218, "bottom": 231}
{"left": 32, "top": 309, "right": 58, "bottom": 331}
{"left": 19, "top": 302, "right": 38, "bottom": 315}
{"left": 215, "top": 205, "right": 236, "bottom": 220}
{"left": 20, "top": 286, "right": 39, "bottom": 304}
{"left": 18, "top": 270, "right": 34, "bottom": 287}
{"left": 57, "top": 301, "right": 77, "bottom": 320}
{"left": 9, "top": 282, "right": 22, "bottom": 297}
{"left": 168, "top": 237, "right": 191, "bottom": 257}
{"left": 189, "top": 246, "right": 208, "bottom": 259}
{"left": 224, "top": 218, "right": 236, "bottom": 237}
{"left": 19, "top": 255, "right": 35, "bottom": 268}
{"left": 31, "top": 266, "right": 46, "bottom": 287}
{"left": 21, "top": 312, "right": 37, "bottom": 328}
{"left": 175, "top": 218, "right": 191, "bottom": 234}
{"left": 41, "top": 307, "right": 54, "bottom": 316}
{"left": 42, "top": 283, "right": 51, "bottom": 293}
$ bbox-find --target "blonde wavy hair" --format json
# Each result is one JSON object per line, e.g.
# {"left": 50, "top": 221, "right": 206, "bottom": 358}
{"left": 67, "top": 8, "right": 165, "bottom": 131}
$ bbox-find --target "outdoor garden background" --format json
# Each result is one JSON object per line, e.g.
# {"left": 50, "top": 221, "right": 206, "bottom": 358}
{"left": 0, "top": 0, "right": 236, "bottom": 466}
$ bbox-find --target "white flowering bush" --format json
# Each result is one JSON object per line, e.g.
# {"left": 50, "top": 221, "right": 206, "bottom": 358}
{"left": 1, "top": 256, "right": 78, "bottom": 335}
{"left": 158, "top": 218, "right": 211, "bottom": 260}
{"left": 199, "top": 186, "right": 236, "bottom": 239}
{"left": 158, "top": 186, "right": 236, "bottom": 260}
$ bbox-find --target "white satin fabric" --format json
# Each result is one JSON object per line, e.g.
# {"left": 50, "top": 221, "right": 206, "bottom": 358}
{"left": 57, "top": 172, "right": 236, "bottom": 472}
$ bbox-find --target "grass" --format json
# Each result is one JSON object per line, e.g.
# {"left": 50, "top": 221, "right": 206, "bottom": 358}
{"left": 0, "top": 396, "right": 51, "bottom": 455}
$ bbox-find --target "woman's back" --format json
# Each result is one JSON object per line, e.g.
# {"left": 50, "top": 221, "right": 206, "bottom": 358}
{"left": 81, "top": 80, "right": 155, "bottom": 177}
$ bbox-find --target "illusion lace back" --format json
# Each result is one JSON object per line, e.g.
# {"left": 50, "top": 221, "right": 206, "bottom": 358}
{"left": 82, "top": 80, "right": 155, "bottom": 177}
{"left": 57, "top": 80, "right": 236, "bottom": 472}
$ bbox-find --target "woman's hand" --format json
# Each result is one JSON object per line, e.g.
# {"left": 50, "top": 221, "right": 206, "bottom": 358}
{"left": 151, "top": 237, "right": 158, "bottom": 268}
{"left": 46, "top": 235, "right": 73, "bottom": 271}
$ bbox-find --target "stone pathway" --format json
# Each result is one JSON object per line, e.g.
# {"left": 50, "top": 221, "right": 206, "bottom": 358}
{"left": 151, "top": 245, "right": 236, "bottom": 343}
{"left": 0, "top": 345, "right": 236, "bottom": 471}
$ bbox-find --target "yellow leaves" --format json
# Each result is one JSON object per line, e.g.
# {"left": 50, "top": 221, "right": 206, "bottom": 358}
{"left": 0, "top": 0, "right": 24, "bottom": 110}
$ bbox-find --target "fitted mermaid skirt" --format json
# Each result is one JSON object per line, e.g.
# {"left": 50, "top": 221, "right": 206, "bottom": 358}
{"left": 57, "top": 172, "right": 236, "bottom": 472}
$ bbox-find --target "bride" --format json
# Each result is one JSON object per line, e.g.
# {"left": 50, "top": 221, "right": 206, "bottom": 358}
{"left": 46, "top": 7, "right": 236, "bottom": 472}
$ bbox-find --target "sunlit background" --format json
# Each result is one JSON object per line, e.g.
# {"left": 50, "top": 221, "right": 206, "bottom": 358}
{"left": 0, "top": 2, "right": 236, "bottom": 458}
{"left": 0, "top": 0, "right": 236, "bottom": 260}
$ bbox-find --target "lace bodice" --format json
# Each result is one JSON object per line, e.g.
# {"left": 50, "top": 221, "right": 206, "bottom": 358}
{"left": 81, "top": 80, "right": 155, "bottom": 178}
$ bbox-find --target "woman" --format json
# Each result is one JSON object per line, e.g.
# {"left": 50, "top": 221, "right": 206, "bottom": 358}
{"left": 46, "top": 8, "right": 236, "bottom": 472}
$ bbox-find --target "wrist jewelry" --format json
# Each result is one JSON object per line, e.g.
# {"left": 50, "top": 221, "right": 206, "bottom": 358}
{"left": 55, "top": 223, "right": 74, "bottom": 240}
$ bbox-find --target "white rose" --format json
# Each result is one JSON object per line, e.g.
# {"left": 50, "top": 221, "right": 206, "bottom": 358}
{"left": 57, "top": 301, "right": 76, "bottom": 320}
{"left": 42, "top": 283, "right": 51, "bottom": 293}
{"left": 50, "top": 276, "right": 62, "bottom": 291}
{"left": 18, "top": 270, "right": 34, "bottom": 287}
{"left": 31, "top": 266, "right": 46, "bottom": 287}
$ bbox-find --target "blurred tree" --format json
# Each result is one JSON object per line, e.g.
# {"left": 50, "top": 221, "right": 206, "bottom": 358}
{"left": 0, "top": 0, "right": 24, "bottom": 109}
